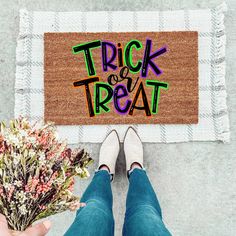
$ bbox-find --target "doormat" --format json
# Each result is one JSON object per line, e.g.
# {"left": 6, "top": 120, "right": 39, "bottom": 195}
{"left": 44, "top": 32, "right": 198, "bottom": 125}
{"left": 15, "top": 3, "right": 230, "bottom": 143}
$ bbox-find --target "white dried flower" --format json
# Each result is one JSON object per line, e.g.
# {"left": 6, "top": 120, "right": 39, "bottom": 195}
{"left": 19, "top": 205, "right": 27, "bottom": 215}
{"left": 19, "top": 130, "right": 27, "bottom": 138}
{"left": 26, "top": 136, "right": 37, "bottom": 145}
{"left": 13, "top": 153, "right": 21, "bottom": 165}
{"left": 4, "top": 183, "right": 11, "bottom": 190}
{"left": 75, "top": 167, "right": 83, "bottom": 174}
{"left": 28, "top": 149, "right": 35, "bottom": 157}
{"left": 16, "top": 191, "right": 27, "bottom": 203}
{"left": 14, "top": 180, "right": 22, "bottom": 187}
{"left": 7, "top": 134, "right": 21, "bottom": 147}
{"left": 39, "top": 152, "right": 45, "bottom": 161}
{"left": 84, "top": 168, "right": 90, "bottom": 178}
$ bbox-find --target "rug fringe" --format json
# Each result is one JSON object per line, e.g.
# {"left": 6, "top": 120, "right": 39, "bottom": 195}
{"left": 15, "top": 9, "right": 30, "bottom": 118}
{"left": 212, "top": 2, "right": 230, "bottom": 143}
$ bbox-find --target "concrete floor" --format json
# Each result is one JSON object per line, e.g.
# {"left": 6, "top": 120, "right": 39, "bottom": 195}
{"left": 0, "top": 0, "right": 236, "bottom": 235}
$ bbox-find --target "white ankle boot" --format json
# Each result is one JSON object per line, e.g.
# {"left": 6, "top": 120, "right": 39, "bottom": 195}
{"left": 124, "top": 127, "right": 144, "bottom": 172}
{"left": 98, "top": 130, "right": 120, "bottom": 176}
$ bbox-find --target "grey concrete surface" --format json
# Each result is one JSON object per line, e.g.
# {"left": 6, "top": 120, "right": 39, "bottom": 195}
{"left": 0, "top": 0, "right": 236, "bottom": 235}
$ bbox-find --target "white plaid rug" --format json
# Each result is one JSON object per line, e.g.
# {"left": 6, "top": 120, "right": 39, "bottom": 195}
{"left": 15, "top": 2, "right": 230, "bottom": 143}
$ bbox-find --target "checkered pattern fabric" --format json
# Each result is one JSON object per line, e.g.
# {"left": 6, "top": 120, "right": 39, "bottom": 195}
{"left": 15, "top": 2, "right": 230, "bottom": 143}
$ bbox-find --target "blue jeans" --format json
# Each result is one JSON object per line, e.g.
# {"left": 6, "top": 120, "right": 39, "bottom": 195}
{"left": 65, "top": 169, "right": 171, "bottom": 236}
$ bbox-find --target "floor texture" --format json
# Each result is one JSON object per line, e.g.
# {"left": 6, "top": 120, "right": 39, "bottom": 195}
{"left": 0, "top": 0, "right": 236, "bottom": 235}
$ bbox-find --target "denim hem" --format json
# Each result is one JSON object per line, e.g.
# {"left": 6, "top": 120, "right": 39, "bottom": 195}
{"left": 128, "top": 167, "right": 146, "bottom": 178}
{"left": 95, "top": 169, "right": 113, "bottom": 181}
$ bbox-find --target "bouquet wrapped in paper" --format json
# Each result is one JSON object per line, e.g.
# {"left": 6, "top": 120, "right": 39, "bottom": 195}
{"left": 0, "top": 117, "right": 93, "bottom": 231}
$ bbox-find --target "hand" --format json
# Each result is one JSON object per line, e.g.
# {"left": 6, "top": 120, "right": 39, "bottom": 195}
{"left": 0, "top": 214, "right": 51, "bottom": 236}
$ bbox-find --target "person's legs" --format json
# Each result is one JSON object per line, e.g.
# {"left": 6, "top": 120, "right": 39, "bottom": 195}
{"left": 122, "top": 168, "right": 171, "bottom": 236}
{"left": 123, "top": 127, "right": 171, "bottom": 236}
{"left": 65, "top": 170, "right": 114, "bottom": 236}
{"left": 65, "top": 130, "right": 120, "bottom": 236}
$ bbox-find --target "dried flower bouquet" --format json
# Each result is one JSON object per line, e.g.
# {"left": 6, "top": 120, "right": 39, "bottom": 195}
{"left": 0, "top": 118, "right": 93, "bottom": 231}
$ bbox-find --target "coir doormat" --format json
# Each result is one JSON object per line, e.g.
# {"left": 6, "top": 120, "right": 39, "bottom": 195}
{"left": 44, "top": 32, "right": 198, "bottom": 125}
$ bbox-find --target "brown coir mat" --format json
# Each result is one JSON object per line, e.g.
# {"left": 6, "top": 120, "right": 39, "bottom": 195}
{"left": 44, "top": 32, "right": 198, "bottom": 125}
